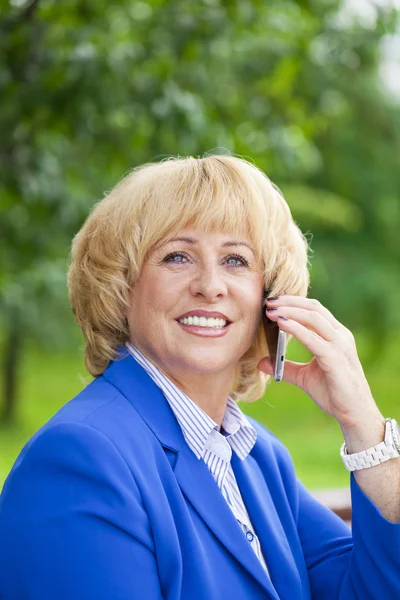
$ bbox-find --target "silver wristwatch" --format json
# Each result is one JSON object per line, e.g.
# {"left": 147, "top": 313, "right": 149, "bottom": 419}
{"left": 340, "top": 418, "right": 400, "bottom": 472}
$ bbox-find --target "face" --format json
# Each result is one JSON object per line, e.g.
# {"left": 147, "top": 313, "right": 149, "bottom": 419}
{"left": 127, "top": 226, "right": 265, "bottom": 386}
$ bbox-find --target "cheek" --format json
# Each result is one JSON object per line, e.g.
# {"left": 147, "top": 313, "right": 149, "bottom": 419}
{"left": 244, "top": 301, "right": 264, "bottom": 331}
{"left": 133, "top": 271, "right": 180, "bottom": 319}
{"left": 238, "top": 281, "right": 264, "bottom": 311}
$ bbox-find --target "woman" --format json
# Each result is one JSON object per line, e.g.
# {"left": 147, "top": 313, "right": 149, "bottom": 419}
{"left": 0, "top": 155, "right": 399, "bottom": 600}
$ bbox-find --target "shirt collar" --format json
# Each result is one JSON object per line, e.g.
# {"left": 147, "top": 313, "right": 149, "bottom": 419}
{"left": 125, "top": 342, "right": 257, "bottom": 460}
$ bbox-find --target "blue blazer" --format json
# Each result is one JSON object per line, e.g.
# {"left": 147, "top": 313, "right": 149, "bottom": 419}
{"left": 0, "top": 353, "right": 399, "bottom": 600}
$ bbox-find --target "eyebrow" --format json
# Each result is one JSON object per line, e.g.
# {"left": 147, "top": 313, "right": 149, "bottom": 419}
{"left": 157, "top": 236, "right": 255, "bottom": 254}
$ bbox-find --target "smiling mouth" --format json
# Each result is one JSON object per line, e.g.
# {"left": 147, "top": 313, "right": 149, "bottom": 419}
{"left": 175, "top": 319, "right": 231, "bottom": 328}
{"left": 175, "top": 319, "right": 234, "bottom": 338}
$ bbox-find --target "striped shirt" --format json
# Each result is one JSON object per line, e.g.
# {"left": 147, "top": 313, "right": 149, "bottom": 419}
{"left": 126, "top": 342, "right": 269, "bottom": 576}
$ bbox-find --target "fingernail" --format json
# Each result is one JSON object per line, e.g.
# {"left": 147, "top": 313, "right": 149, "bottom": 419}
{"left": 278, "top": 316, "right": 288, "bottom": 321}
{"left": 267, "top": 296, "right": 279, "bottom": 302}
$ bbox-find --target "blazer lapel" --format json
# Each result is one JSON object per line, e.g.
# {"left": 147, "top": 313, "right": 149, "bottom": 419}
{"left": 174, "top": 443, "right": 280, "bottom": 599}
{"left": 103, "top": 354, "right": 281, "bottom": 599}
{"left": 232, "top": 450, "right": 303, "bottom": 600}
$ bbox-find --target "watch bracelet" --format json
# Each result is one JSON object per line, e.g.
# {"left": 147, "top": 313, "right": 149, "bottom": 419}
{"left": 340, "top": 418, "right": 400, "bottom": 472}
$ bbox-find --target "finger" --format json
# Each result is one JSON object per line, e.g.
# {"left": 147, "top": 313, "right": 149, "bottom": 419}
{"left": 257, "top": 356, "right": 308, "bottom": 388}
{"left": 265, "top": 306, "right": 337, "bottom": 342}
{"left": 270, "top": 316, "right": 332, "bottom": 367}
{"left": 265, "top": 296, "right": 341, "bottom": 330}
{"left": 257, "top": 356, "right": 273, "bottom": 374}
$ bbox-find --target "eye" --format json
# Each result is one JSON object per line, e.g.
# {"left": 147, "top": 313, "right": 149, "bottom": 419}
{"left": 163, "top": 251, "right": 249, "bottom": 268}
{"left": 163, "top": 251, "right": 190, "bottom": 264}
{"left": 225, "top": 253, "right": 249, "bottom": 268}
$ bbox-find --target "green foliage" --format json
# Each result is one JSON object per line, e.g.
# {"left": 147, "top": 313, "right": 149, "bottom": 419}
{"left": 0, "top": 0, "right": 399, "bottom": 416}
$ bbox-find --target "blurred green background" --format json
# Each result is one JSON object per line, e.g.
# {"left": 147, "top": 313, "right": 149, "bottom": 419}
{"left": 1, "top": 0, "right": 400, "bottom": 490}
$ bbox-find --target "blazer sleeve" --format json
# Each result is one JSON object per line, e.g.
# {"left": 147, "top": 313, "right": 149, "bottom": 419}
{"left": 0, "top": 422, "right": 163, "bottom": 600}
{"left": 296, "top": 472, "right": 400, "bottom": 600}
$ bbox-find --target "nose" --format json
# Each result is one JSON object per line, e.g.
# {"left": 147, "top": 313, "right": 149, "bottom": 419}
{"left": 189, "top": 263, "right": 228, "bottom": 301}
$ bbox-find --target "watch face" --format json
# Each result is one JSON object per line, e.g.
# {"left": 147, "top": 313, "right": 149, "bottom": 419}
{"left": 391, "top": 420, "right": 400, "bottom": 454}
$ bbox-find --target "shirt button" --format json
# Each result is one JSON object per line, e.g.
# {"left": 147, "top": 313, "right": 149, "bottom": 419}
{"left": 246, "top": 531, "right": 254, "bottom": 542}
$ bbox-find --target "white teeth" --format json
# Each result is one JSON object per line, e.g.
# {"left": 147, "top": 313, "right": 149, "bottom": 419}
{"left": 178, "top": 316, "right": 227, "bottom": 328}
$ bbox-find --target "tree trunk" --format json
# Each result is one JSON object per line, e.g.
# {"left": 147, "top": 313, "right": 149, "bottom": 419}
{"left": 1, "top": 321, "right": 22, "bottom": 423}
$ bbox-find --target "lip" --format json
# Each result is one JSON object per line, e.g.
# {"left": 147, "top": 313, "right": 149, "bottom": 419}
{"left": 176, "top": 320, "right": 232, "bottom": 337}
{"left": 176, "top": 310, "right": 231, "bottom": 322}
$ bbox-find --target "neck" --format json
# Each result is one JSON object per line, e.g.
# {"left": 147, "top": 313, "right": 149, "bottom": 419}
{"left": 161, "top": 369, "right": 231, "bottom": 428}
{"left": 129, "top": 341, "right": 233, "bottom": 427}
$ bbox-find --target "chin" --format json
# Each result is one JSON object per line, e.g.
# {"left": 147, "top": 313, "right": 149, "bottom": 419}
{"left": 179, "top": 352, "right": 234, "bottom": 372}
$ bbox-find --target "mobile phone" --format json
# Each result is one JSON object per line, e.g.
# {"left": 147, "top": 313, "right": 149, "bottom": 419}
{"left": 262, "top": 291, "right": 287, "bottom": 382}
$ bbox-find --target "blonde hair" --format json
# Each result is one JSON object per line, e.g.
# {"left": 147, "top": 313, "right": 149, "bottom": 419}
{"left": 68, "top": 154, "right": 311, "bottom": 402}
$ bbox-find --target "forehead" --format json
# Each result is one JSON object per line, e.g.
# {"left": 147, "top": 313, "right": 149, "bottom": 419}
{"left": 154, "top": 228, "right": 255, "bottom": 253}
